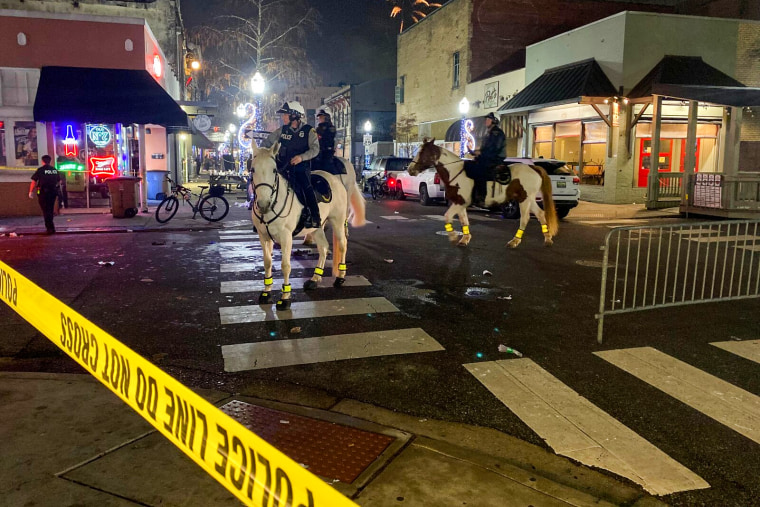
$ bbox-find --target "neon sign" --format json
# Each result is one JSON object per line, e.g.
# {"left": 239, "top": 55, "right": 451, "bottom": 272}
{"left": 88, "top": 125, "right": 112, "bottom": 147}
{"left": 152, "top": 54, "right": 162, "bottom": 78}
{"left": 58, "top": 161, "right": 84, "bottom": 172}
{"left": 89, "top": 156, "right": 116, "bottom": 177}
{"left": 63, "top": 124, "right": 78, "bottom": 157}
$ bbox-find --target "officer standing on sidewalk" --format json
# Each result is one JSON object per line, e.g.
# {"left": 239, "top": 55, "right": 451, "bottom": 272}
{"left": 28, "top": 154, "right": 62, "bottom": 234}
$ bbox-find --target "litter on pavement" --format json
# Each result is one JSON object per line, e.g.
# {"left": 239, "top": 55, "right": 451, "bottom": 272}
{"left": 97, "top": 261, "right": 115, "bottom": 266}
{"left": 498, "top": 345, "right": 523, "bottom": 357}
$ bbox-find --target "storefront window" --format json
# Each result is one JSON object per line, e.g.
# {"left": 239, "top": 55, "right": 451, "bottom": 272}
{"left": 581, "top": 122, "right": 606, "bottom": 185}
{"left": 635, "top": 123, "right": 719, "bottom": 187}
{"left": 14, "top": 121, "right": 38, "bottom": 167}
{"left": 0, "top": 121, "right": 6, "bottom": 166}
{"left": 554, "top": 121, "right": 581, "bottom": 172}
{"left": 533, "top": 125, "right": 552, "bottom": 158}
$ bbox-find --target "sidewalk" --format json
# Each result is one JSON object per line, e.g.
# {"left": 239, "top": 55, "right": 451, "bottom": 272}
{"left": 0, "top": 197, "right": 681, "bottom": 236}
{"left": 0, "top": 183, "right": 253, "bottom": 236}
{"left": 0, "top": 371, "right": 665, "bottom": 507}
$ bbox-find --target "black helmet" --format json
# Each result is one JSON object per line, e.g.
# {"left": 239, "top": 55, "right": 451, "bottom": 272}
{"left": 485, "top": 112, "right": 500, "bottom": 125}
{"left": 277, "top": 101, "right": 305, "bottom": 121}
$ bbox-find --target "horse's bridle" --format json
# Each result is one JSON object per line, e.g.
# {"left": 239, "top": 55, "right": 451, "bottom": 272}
{"left": 251, "top": 154, "right": 296, "bottom": 228}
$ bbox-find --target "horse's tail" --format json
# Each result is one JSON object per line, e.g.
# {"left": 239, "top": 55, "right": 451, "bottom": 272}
{"left": 532, "top": 165, "right": 559, "bottom": 236}
{"left": 348, "top": 181, "right": 367, "bottom": 227}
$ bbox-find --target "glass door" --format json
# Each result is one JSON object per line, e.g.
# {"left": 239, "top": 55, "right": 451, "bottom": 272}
{"left": 638, "top": 138, "right": 673, "bottom": 188}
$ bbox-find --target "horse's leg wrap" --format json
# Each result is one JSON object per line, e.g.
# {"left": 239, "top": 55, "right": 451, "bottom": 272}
{"left": 507, "top": 228, "right": 524, "bottom": 249}
{"left": 304, "top": 267, "right": 323, "bottom": 290}
{"left": 541, "top": 223, "right": 553, "bottom": 246}
{"left": 276, "top": 284, "right": 292, "bottom": 311}
{"left": 259, "top": 277, "right": 274, "bottom": 304}
{"left": 333, "top": 263, "right": 347, "bottom": 287}
{"left": 445, "top": 222, "right": 458, "bottom": 244}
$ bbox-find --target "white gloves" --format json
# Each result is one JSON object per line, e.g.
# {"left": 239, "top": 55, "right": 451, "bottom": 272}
{"left": 29, "top": 191, "right": 34, "bottom": 199}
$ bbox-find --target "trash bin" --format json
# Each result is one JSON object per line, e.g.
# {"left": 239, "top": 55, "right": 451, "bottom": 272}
{"left": 106, "top": 176, "right": 141, "bottom": 218}
{"left": 146, "top": 170, "right": 170, "bottom": 200}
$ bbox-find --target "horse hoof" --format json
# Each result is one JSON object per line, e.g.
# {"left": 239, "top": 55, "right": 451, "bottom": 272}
{"left": 258, "top": 293, "right": 273, "bottom": 304}
{"left": 333, "top": 277, "right": 346, "bottom": 288}
{"left": 276, "top": 299, "right": 291, "bottom": 311}
{"left": 507, "top": 239, "right": 520, "bottom": 249}
{"left": 303, "top": 280, "right": 318, "bottom": 290}
{"left": 544, "top": 239, "right": 554, "bottom": 247}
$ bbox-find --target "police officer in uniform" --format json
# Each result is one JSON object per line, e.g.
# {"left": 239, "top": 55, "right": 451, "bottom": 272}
{"left": 28, "top": 154, "right": 62, "bottom": 234}
{"left": 314, "top": 109, "right": 339, "bottom": 173}
{"left": 467, "top": 112, "right": 506, "bottom": 204}
{"left": 262, "top": 101, "right": 322, "bottom": 228}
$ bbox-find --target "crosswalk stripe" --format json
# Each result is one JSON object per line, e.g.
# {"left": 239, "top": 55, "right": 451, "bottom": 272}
{"left": 217, "top": 234, "right": 258, "bottom": 240}
{"left": 221, "top": 275, "right": 371, "bottom": 293}
{"left": 380, "top": 215, "right": 409, "bottom": 220}
{"left": 421, "top": 215, "right": 446, "bottom": 221}
{"left": 685, "top": 235, "right": 760, "bottom": 243}
{"left": 219, "top": 296, "right": 398, "bottom": 324}
{"left": 575, "top": 220, "right": 648, "bottom": 227}
{"left": 711, "top": 339, "right": 760, "bottom": 364}
{"left": 221, "top": 259, "right": 331, "bottom": 272}
{"left": 222, "top": 327, "right": 443, "bottom": 372}
{"left": 219, "top": 230, "right": 255, "bottom": 236}
{"left": 464, "top": 359, "right": 708, "bottom": 495}
{"left": 595, "top": 347, "right": 760, "bottom": 445}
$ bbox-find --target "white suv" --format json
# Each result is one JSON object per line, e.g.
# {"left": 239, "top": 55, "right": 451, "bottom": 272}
{"left": 500, "top": 158, "right": 580, "bottom": 219}
{"left": 395, "top": 166, "right": 446, "bottom": 205}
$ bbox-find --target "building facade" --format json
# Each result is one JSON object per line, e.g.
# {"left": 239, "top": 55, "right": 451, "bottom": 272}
{"left": 0, "top": 9, "right": 188, "bottom": 216}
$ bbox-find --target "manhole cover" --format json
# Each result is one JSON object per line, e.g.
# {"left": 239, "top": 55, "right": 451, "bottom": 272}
{"left": 220, "top": 400, "right": 395, "bottom": 483}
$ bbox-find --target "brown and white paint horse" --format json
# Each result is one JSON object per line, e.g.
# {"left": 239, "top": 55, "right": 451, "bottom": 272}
{"left": 407, "top": 139, "right": 558, "bottom": 248}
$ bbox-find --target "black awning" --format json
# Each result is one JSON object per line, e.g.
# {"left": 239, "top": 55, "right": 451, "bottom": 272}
{"left": 33, "top": 66, "right": 188, "bottom": 128}
{"left": 192, "top": 131, "right": 216, "bottom": 149}
{"left": 629, "top": 56, "right": 760, "bottom": 107}
{"left": 499, "top": 59, "right": 617, "bottom": 114}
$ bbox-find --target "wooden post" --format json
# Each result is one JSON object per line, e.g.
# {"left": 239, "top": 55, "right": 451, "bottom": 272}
{"left": 139, "top": 124, "right": 148, "bottom": 213}
{"left": 646, "top": 95, "right": 662, "bottom": 209}
{"left": 681, "top": 100, "right": 698, "bottom": 208}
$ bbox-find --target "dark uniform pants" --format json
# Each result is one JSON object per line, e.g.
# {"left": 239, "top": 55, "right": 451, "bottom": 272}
{"left": 37, "top": 190, "right": 57, "bottom": 232}
{"left": 291, "top": 162, "right": 321, "bottom": 222}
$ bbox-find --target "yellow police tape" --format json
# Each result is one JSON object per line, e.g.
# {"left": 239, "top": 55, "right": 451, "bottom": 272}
{"left": 0, "top": 260, "right": 356, "bottom": 507}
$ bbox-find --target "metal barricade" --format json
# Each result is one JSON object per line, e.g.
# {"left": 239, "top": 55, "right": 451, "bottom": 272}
{"left": 597, "top": 219, "right": 760, "bottom": 343}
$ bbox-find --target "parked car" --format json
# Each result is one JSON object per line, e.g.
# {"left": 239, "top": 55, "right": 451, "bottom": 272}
{"left": 361, "top": 156, "right": 412, "bottom": 183}
{"left": 395, "top": 166, "right": 447, "bottom": 205}
{"left": 500, "top": 158, "right": 580, "bottom": 219}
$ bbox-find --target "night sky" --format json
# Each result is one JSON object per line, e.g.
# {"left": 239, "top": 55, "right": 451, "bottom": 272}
{"left": 182, "top": 0, "right": 399, "bottom": 85}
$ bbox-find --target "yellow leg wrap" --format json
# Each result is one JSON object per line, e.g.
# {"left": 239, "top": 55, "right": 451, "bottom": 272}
{"left": 515, "top": 229, "right": 524, "bottom": 239}
{"left": 462, "top": 225, "right": 470, "bottom": 235}
{"left": 264, "top": 277, "right": 273, "bottom": 285}
{"left": 445, "top": 223, "right": 454, "bottom": 232}
{"left": 338, "top": 263, "right": 347, "bottom": 272}
{"left": 282, "top": 284, "right": 291, "bottom": 293}
{"left": 541, "top": 224, "right": 549, "bottom": 233}
{"left": 314, "top": 267, "right": 324, "bottom": 276}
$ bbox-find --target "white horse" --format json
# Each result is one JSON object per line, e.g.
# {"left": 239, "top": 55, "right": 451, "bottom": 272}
{"left": 408, "top": 139, "right": 558, "bottom": 248}
{"left": 250, "top": 143, "right": 366, "bottom": 310}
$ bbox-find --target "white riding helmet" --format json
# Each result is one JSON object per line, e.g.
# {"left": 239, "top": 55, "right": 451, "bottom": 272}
{"left": 287, "top": 101, "right": 305, "bottom": 120}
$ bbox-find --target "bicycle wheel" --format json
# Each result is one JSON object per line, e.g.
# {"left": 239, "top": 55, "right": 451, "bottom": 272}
{"left": 155, "top": 196, "right": 179, "bottom": 223}
{"left": 199, "top": 195, "right": 229, "bottom": 222}
{"left": 370, "top": 181, "right": 379, "bottom": 200}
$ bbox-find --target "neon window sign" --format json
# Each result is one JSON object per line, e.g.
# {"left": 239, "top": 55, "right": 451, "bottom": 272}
{"left": 88, "top": 125, "right": 112, "bottom": 147}
{"left": 58, "top": 161, "right": 84, "bottom": 172}
{"left": 152, "top": 54, "right": 162, "bottom": 78}
{"left": 63, "top": 124, "right": 78, "bottom": 157}
{"left": 89, "top": 156, "right": 116, "bottom": 177}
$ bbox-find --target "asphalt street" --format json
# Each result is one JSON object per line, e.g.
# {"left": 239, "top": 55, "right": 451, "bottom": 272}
{"left": 1, "top": 196, "right": 759, "bottom": 506}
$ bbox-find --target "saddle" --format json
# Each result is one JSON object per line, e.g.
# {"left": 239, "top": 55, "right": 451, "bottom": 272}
{"left": 314, "top": 156, "right": 347, "bottom": 175}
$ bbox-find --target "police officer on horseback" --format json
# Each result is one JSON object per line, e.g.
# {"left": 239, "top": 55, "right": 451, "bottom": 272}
{"left": 314, "top": 108, "right": 340, "bottom": 173}
{"left": 263, "top": 101, "right": 322, "bottom": 228}
{"left": 467, "top": 112, "right": 506, "bottom": 205}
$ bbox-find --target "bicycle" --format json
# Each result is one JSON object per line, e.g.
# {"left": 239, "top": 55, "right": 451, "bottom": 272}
{"left": 155, "top": 176, "right": 230, "bottom": 223}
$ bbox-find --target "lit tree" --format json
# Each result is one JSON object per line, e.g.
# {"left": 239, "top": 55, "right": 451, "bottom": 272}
{"left": 190, "top": 0, "right": 320, "bottom": 124}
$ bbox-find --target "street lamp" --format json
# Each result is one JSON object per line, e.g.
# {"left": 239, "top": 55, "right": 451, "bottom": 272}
{"left": 363, "top": 120, "right": 372, "bottom": 169}
{"left": 459, "top": 97, "right": 470, "bottom": 158}
{"left": 251, "top": 71, "right": 266, "bottom": 142}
